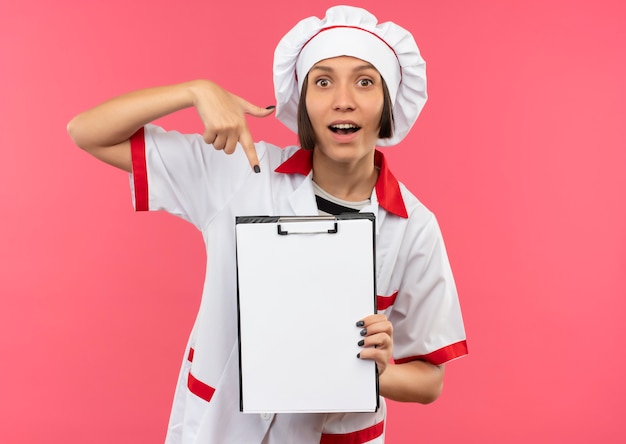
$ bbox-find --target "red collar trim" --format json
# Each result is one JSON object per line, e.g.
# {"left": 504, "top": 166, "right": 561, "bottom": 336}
{"left": 275, "top": 149, "right": 408, "bottom": 218}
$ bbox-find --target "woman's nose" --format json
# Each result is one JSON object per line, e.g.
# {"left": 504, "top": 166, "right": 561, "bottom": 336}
{"left": 332, "top": 84, "right": 356, "bottom": 111}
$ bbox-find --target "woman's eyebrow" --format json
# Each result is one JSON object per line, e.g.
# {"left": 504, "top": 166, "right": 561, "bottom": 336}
{"left": 309, "top": 65, "right": 333, "bottom": 73}
{"left": 353, "top": 64, "right": 377, "bottom": 73}
{"left": 309, "top": 64, "right": 378, "bottom": 74}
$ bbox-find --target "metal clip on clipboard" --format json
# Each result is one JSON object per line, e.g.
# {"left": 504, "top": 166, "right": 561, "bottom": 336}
{"left": 277, "top": 216, "right": 338, "bottom": 235}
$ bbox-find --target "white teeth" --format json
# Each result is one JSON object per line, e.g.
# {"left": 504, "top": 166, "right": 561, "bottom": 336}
{"left": 330, "top": 123, "right": 358, "bottom": 129}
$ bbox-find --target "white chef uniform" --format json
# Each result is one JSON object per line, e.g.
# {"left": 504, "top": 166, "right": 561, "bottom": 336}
{"left": 129, "top": 124, "right": 467, "bottom": 443}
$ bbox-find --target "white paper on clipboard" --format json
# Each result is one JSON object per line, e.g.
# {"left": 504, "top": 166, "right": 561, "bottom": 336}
{"left": 235, "top": 214, "right": 378, "bottom": 413}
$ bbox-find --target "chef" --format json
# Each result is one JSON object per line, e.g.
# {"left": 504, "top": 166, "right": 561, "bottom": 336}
{"left": 67, "top": 5, "right": 467, "bottom": 443}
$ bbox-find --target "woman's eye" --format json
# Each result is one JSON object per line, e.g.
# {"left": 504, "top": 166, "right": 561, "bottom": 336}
{"left": 359, "top": 79, "right": 373, "bottom": 87}
{"left": 316, "top": 79, "right": 330, "bottom": 87}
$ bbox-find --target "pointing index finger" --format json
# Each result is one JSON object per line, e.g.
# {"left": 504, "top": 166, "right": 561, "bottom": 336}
{"left": 239, "top": 126, "right": 260, "bottom": 173}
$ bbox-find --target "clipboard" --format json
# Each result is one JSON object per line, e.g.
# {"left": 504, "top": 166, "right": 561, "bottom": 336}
{"left": 235, "top": 214, "right": 379, "bottom": 413}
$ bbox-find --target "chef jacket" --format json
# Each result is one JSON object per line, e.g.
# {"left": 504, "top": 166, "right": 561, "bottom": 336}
{"left": 129, "top": 124, "right": 467, "bottom": 444}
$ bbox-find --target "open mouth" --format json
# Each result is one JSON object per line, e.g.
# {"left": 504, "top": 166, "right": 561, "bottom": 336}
{"left": 329, "top": 123, "right": 361, "bottom": 135}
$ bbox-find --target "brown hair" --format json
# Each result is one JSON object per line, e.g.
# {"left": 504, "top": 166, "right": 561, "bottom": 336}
{"left": 297, "top": 74, "right": 395, "bottom": 150}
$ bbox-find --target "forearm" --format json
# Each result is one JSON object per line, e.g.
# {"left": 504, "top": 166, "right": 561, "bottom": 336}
{"left": 379, "top": 361, "right": 445, "bottom": 404}
{"left": 67, "top": 80, "right": 202, "bottom": 151}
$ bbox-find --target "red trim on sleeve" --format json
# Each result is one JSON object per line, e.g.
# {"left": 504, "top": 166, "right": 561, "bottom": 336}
{"left": 130, "top": 127, "right": 149, "bottom": 211}
{"left": 187, "top": 371, "right": 215, "bottom": 403}
{"left": 187, "top": 348, "right": 194, "bottom": 363}
{"left": 376, "top": 291, "right": 398, "bottom": 310}
{"left": 395, "top": 340, "right": 468, "bottom": 366}
{"left": 320, "top": 420, "right": 384, "bottom": 444}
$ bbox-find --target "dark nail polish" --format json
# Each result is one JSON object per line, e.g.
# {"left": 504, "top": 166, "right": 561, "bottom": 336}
{"left": 360, "top": 328, "right": 367, "bottom": 336}
{"left": 358, "top": 339, "right": 365, "bottom": 347}
{"left": 265, "top": 105, "right": 276, "bottom": 110}
{"left": 253, "top": 165, "right": 261, "bottom": 174}
{"left": 356, "top": 320, "right": 365, "bottom": 327}
{"left": 357, "top": 353, "right": 361, "bottom": 359}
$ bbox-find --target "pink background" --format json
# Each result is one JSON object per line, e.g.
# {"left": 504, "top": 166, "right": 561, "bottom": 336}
{"left": 1, "top": 0, "right": 625, "bottom": 442}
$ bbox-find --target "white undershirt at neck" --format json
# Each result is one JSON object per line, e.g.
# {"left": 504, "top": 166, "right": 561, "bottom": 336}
{"left": 312, "top": 181, "right": 371, "bottom": 216}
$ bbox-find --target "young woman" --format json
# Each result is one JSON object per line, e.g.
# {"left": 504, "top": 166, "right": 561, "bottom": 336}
{"left": 68, "top": 6, "right": 467, "bottom": 444}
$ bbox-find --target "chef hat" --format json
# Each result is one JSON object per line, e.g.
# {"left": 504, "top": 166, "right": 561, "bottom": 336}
{"left": 273, "top": 5, "right": 427, "bottom": 146}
